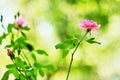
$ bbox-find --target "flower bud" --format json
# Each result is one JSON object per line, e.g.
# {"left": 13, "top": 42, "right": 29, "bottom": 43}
{"left": 7, "top": 49, "right": 13, "bottom": 56}
{"left": 7, "top": 49, "right": 15, "bottom": 60}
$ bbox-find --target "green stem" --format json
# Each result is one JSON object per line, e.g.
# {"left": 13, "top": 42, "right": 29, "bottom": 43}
{"left": 11, "top": 59, "right": 27, "bottom": 79}
{"left": 21, "top": 50, "right": 31, "bottom": 66}
{"left": 66, "top": 30, "right": 90, "bottom": 80}
{"left": 21, "top": 50, "right": 36, "bottom": 79}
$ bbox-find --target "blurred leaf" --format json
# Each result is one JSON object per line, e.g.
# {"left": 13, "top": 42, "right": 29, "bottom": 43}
{"left": 12, "top": 68, "right": 19, "bottom": 79}
{"left": 5, "top": 45, "right": 12, "bottom": 48}
{"left": 15, "top": 36, "right": 26, "bottom": 48}
{"left": 22, "top": 27, "right": 30, "bottom": 31}
{"left": 69, "top": 39, "right": 78, "bottom": 49}
{"left": 15, "top": 36, "right": 26, "bottom": 43}
{"left": 88, "top": 37, "right": 95, "bottom": 41}
{"left": 64, "top": 38, "right": 78, "bottom": 49}
{"left": 7, "top": 24, "right": 14, "bottom": 33}
{"left": 44, "top": 65, "right": 56, "bottom": 72}
{"left": 87, "top": 38, "right": 101, "bottom": 44}
{"left": 62, "top": 49, "right": 69, "bottom": 58}
{"left": 67, "top": 0, "right": 77, "bottom": 4}
{"left": 31, "top": 52, "right": 36, "bottom": 61}
{"left": 0, "top": 15, "right": 3, "bottom": 22}
{"left": 20, "top": 74, "right": 27, "bottom": 80}
{"left": 79, "top": 64, "right": 94, "bottom": 74}
{"left": 69, "top": 43, "right": 76, "bottom": 49}
{"left": 34, "top": 62, "right": 43, "bottom": 69}
{"left": 15, "top": 57, "right": 26, "bottom": 71}
{"left": 14, "top": 37, "right": 27, "bottom": 50}
{"left": 25, "top": 43, "right": 34, "bottom": 51}
{"left": 39, "top": 69, "right": 44, "bottom": 77}
{"left": 55, "top": 38, "right": 78, "bottom": 50}
{"left": 2, "top": 33, "right": 7, "bottom": 38}
{"left": 63, "top": 38, "right": 77, "bottom": 44}
{"left": 0, "top": 33, "right": 7, "bottom": 44}
{"left": 11, "top": 39, "right": 14, "bottom": 45}
{"left": 6, "top": 64, "right": 15, "bottom": 69}
{"left": 32, "top": 68, "right": 37, "bottom": 78}
{"left": 36, "top": 50, "right": 48, "bottom": 56}
{"left": 1, "top": 70, "right": 10, "bottom": 80}
{"left": 0, "top": 37, "right": 3, "bottom": 44}
{"left": 11, "top": 33, "right": 14, "bottom": 40}
{"left": 55, "top": 43, "right": 66, "bottom": 49}
{"left": 21, "top": 32, "right": 27, "bottom": 38}
{"left": 17, "top": 12, "right": 20, "bottom": 17}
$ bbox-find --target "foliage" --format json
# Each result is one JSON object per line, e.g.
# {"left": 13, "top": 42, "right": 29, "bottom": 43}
{"left": 55, "top": 37, "right": 78, "bottom": 58}
{"left": 0, "top": 13, "right": 56, "bottom": 80}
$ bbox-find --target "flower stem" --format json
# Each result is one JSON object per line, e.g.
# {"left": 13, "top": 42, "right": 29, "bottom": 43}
{"left": 66, "top": 30, "right": 90, "bottom": 80}
{"left": 21, "top": 49, "right": 31, "bottom": 67}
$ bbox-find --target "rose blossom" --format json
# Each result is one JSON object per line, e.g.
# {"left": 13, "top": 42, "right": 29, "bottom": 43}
{"left": 15, "top": 16, "right": 28, "bottom": 28}
{"left": 80, "top": 20, "right": 100, "bottom": 31}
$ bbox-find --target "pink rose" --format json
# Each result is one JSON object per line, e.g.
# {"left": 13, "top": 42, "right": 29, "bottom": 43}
{"left": 15, "top": 16, "right": 28, "bottom": 28}
{"left": 80, "top": 20, "right": 100, "bottom": 31}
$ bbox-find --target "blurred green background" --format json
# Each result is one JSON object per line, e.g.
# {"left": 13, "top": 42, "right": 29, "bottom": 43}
{"left": 0, "top": 0, "right": 120, "bottom": 80}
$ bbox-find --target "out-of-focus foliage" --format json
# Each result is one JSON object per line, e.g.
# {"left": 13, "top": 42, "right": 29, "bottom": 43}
{"left": 0, "top": 0, "right": 120, "bottom": 80}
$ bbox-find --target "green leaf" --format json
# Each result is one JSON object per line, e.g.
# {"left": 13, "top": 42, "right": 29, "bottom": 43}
{"left": 22, "top": 27, "right": 30, "bottom": 31}
{"left": 36, "top": 50, "right": 48, "bottom": 56}
{"left": 5, "top": 45, "right": 12, "bottom": 48}
{"left": 0, "top": 36, "right": 3, "bottom": 44}
{"left": 19, "top": 74, "right": 27, "bottom": 80}
{"left": 88, "top": 37, "right": 95, "bottom": 41}
{"left": 7, "top": 24, "right": 15, "bottom": 33}
{"left": 69, "top": 40, "right": 78, "bottom": 49}
{"left": 63, "top": 38, "right": 77, "bottom": 44}
{"left": 0, "top": 33, "right": 7, "bottom": 44}
{"left": 62, "top": 49, "right": 69, "bottom": 58}
{"left": 14, "top": 37, "right": 27, "bottom": 50}
{"left": 69, "top": 43, "right": 76, "bottom": 49}
{"left": 34, "top": 62, "right": 43, "bottom": 69}
{"left": 6, "top": 64, "right": 15, "bottom": 69}
{"left": 2, "top": 33, "right": 7, "bottom": 38}
{"left": 21, "top": 32, "right": 27, "bottom": 38}
{"left": 39, "top": 69, "right": 44, "bottom": 77}
{"left": 31, "top": 68, "right": 37, "bottom": 78}
{"left": 31, "top": 52, "right": 36, "bottom": 61}
{"left": 1, "top": 70, "right": 10, "bottom": 80}
{"left": 44, "top": 65, "right": 56, "bottom": 72}
{"left": 15, "top": 57, "right": 26, "bottom": 71}
{"left": 55, "top": 43, "right": 66, "bottom": 49}
{"left": 15, "top": 36, "right": 26, "bottom": 43}
{"left": 87, "top": 38, "right": 101, "bottom": 44}
{"left": 0, "top": 15, "right": 3, "bottom": 22}
{"left": 25, "top": 43, "right": 34, "bottom": 51}
{"left": 17, "top": 12, "right": 20, "bottom": 17}
{"left": 11, "top": 68, "right": 19, "bottom": 79}
{"left": 15, "top": 36, "right": 26, "bottom": 48}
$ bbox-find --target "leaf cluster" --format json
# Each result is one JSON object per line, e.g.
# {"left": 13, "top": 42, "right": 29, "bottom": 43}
{"left": 55, "top": 37, "right": 78, "bottom": 58}
{"left": 0, "top": 13, "right": 55, "bottom": 80}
